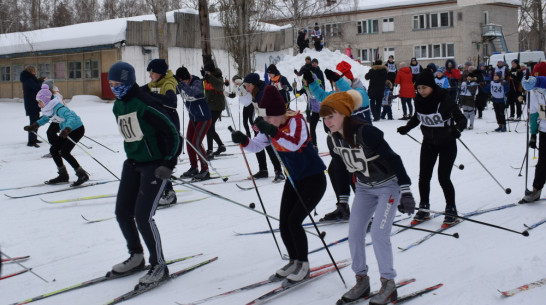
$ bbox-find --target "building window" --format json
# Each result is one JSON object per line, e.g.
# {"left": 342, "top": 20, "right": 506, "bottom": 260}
{"left": 38, "top": 63, "right": 51, "bottom": 79}
{"left": 359, "top": 48, "right": 379, "bottom": 62}
{"left": 324, "top": 23, "right": 340, "bottom": 37}
{"left": 357, "top": 19, "right": 378, "bottom": 34}
{"left": 54, "top": 62, "right": 66, "bottom": 79}
{"left": 1, "top": 66, "right": 10, "bottom": 81}
{"left": 430, "top": 12, "right": 450, "bottom": 28}
{"left": 415, "top": 43, "right": 454, "bottom": 59}
{"left": 12, "top": 65, "right": 23, "bottom": 82}
{"left": 414, "top": 45, "right": 428, "bottom": 59}
{"left": 432, "top": 44, "right": 441, "bottom": 57}
{"left": 446, "top": 43, "right": 455, "bottom": 57}
{"left": 382, "top": 18, "right": 394, "bottom": 32}
{"left": 413, "top": 15, "right": 426, "bottom": 29}
{"left": 68, "top": 61, "right": 82, "bottom": 79}
{"left": 85, "top": 59, "right": 100, "bottom": 79}
{"left": 483, "top": 11, "right": 488, "bottom": 24}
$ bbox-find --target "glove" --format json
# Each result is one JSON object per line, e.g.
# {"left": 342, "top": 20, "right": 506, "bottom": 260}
{"left": 224, "top": 79, "right": 230, "bottom": 87}
{"left": 60, "top": 127, "right": 72, "bottom": 138}
{"left": 324, "top": 69, "right": 341, "bottom": 82}
{"left": 530, "top": 134, "right": 537, "bottom": 149}
{"left": 292, "top": 81, "right": 297, "bottom": 88}
{"left": 398, "top": 192, "right": 416, "bottom": 215}
{"left": 282, "top": 85, "right": 289, "bottom": 91}
{"left": 302, "top": 69, "right": 314, "bottom": 84}
{"left": 522, "top": 77, "right": 537, "bottom": 91}
{"left": 154, "top": 165, "right": 173, "bottom": 180}
{"left": 294, "top": 69, "right": 299, "bottom": 75}
{"left": 517, "top": 95, "right": 524, "bottom": 102}
{"left": 449, "top": 127, "right": 461, "bottom": 139}
{"left": 397, "top": 125, "right": 409, "bottom": 135}
{"left": 200, "top": 68, "right": 205, "bottom": 77}
{"left": 228, "top": 92, "right": 236, "bottom": 99}
{"left": 231, "top": 130, "right": 249, "bottom": 145}
{"left": 23, "top": 122, "right": 39, "bottom": 131}
{"left": 255, "top": 118, "right": 278, "bottom": 137}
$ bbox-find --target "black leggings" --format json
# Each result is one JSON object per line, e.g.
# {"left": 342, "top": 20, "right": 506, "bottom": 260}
{"left": 279, "top": 172, "right": 326, "bottom": 261}
{"left": 308, "top": 112, "right": 320, "bottom": 148}
{"left": 207, "top": 110, "right": 224, "bottom": 151}
{"left": 419, "top": 140, "right": 457, "bottom": 209}
{"left": 51, "top": 125, "right": 84, "bottom": 169}
{"left": 242, "top": 105, "right": 254, "bottom": 137}
{"left": 533, "top": 131, "right": 546, "bottom": 191}
{"left": 493, "top": 102, "right": 506, "bottom": 125}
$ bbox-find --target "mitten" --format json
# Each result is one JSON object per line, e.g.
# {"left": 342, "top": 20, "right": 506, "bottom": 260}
{"left": 530, "top": 134, "right": 537, "bottom": 149}
{"left": 398, "top": 186, "right": 415, "bottom": 215}
{"left": 154, "top": 165, "right": 173, "bottom": 180}
{"left": 397, "top": 126, "right": 409, "bottom": 135}
{"left": 23, "top": 122, "right": 39, "bottom": 131}
{"left": 255, "top": 119, "right": 278, "bottom": 137}
{"left": 324, "top": 69, "right": 341, "bottom": 82}
{"left": 303, "top": 69, "right": 315, "bottom": 84}
{"left": 60, "top": 127, "right": 72, "bottom": 138}
{"left": 522, "top": 77, "right": 536, "bottom": 91}
{"left": 231, "top": 130, "right": 249, "bottom": 145}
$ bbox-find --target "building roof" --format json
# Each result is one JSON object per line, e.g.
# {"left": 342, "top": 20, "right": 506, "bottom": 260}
{"left": 0, "top": 9, "right": 289, "bottom": 57}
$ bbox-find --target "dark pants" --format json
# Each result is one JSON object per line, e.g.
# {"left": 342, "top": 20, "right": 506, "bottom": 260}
{"left": 51, "top": 125, "right": 85, "bottom": 170}
{"left": 533, "top": 131, "right": 546, "bottom": 191}
{"left": 28, "top": 113, "right": 39, "bottom": 143}
{"left": 242, "top": 105, "right": 254, "bottom": 137}
{"left": 419, "top": 140, "right": 457, "bottom": 209}
{"left": 187, "top": 119, "right": 211, "bottom": 170}
{"left": 507, "top": 94, "right": 522, "bottom": 118}
{"left": 370, "top": 98, "right": 382, "bottom": 120}
{"left": 381, "top": 105, "right": 393, "bottom": 119}
{"left": 115, "top": 159, "right": 166, "bottom": 266}
{"left": 493, "top": 102, "right": 506, "bottom": 125}
{"left": 308, "top": 112, "right": 320, "bottom": 149}
{"left": 207, "top": 110, "right": 224, "bottom": 151}
{"left": 256, "top": 145, "right": 282, "bottom": 173}
{"left": 279, "top": 172, "right": 326, "bottom": 261}
{"left": 401, "top": 97, "right": 413, "bottom": 117}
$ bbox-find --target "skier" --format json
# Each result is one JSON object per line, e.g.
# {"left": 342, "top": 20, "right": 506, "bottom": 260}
{"left": 409, "top": 58, "right": 422, "bottom": 82}
{"left": 395, "top": 62, "right": 415, "bottom": 120}
{"left": 177, "top": 66, "right": 213, "bottom": 181}
{"left": 319, "top": 89, "right": 415, "bottom": 305}
{"left": 231, "top": 85, "right": 327, "bottom": 285}
{"left": 397, "top": 71, "right": 467, "bottom": 227}
{"left": 141, "top": 58, "right": 181, "bottom": 204}
{"left": 444, "top": 59, "right": 461, "bottom": 102}
{"left": 107, "top": 62, "right": 180, "bottom": 286}
{"left": 482, "top": 72, "right": 510, "bottom": 132}
{"left": 228, "top": 75, "right": 254, "bottom": 138}
{"left": 434, "top": 67, "right": 450, "bottom": 89}
{"left": 24, "top": 84, "right": 89, "bottom": 186}
{"left": 20, "top": 65, "right": 44, "bottom": 147}
{"left": 459, "top": 73, "right": 479, "bottom": 130}
{"left": 202, "top": 61, "right": 227, "bottom": 159}
{"left": 365, "top": 59, "right": 388, "bottom": 121}
{"left": 266, "top": 64, "right": 293, "bottom": 107}
{"left": 520, "top": 69, "right": 546, "bottom": 202}
{"left": 385, "top": 55, "right": 397, "bottom": 84}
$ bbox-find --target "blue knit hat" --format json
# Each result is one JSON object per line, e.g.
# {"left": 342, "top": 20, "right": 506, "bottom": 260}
{"left": 147, "top": 59, "right": 168, "bottom": 76}
{"left": 243, "top": 73, "right": 260, "bottom": 85}
{"left": 108, "top": 62, "right": 136, "bottom": 86}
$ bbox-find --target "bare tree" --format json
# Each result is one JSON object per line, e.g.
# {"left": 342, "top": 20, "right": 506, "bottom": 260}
{"left": 145, "top": 0, "right": 170, "bottom": 61}
{"left": 100, "top": 0, "right": 118, "bottom": 20}
{"left": 74, "top": 0, "right": 99, "bottom": 24}
{"left": 520, "top": 0, "right": 545, "bottom": 50}
{"left": 51, "top": 0, "right": 74, "bottom": 27}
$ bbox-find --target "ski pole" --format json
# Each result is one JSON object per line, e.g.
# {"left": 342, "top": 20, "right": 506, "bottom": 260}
{"left": 420, "top": 208, "right": 529, "bottom": 236}
{"left": 78, "top": 140, "right": 93, "bottom": 150}
{"left": 32, "top": 131, "right": 50, "bottom": 145}
{"left": 180, "top": 134, "right": 228, "bottom": 182}
{"left": 170, "top": 175, "right": 319, "bottom": 237}
{"left": 457, "top": 137, "right": 511, "bottom": 194}
{"left": 517, "top": 151, "right": 528, "bottom": 177}
{"left": 228, "top": 126, "right": 285, "bottom": 259}
{"left": 265, "top": 135, "right": 347, "bottom": 288}
{"left": 405, "top": 134, "right": 464, "bottom": 170}
{"left": 66, "top": 136, "right": 120, "bottom": 181}
{"left": 0, "top": 251, "right": 49, "bottom": 283}
{"left": 83, "top": 135, "right": 119, "bottom": 153}
{"left": 392, "top": 223, "right": 459, "bottom": 238}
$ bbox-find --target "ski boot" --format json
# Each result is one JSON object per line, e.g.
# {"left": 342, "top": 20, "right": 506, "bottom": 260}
{"left": 46, "top": 166, "right": 69, "bottom": 184}
{"left": 72, "top": 167, "right": 89, "bottom": 187}
{"left": 181, "top": 167, "right": 199, "bottom": 178}
{"left": 369, "top": 277, "right": 398, "bottom": 305}
{"left": 251, "top": 169, "right": 268, "bottom": 179}
{"left": 272, "top": 170, "right": 285, "bottom": 183}
{"left": 206, "top": 150, "right": 215, "bottom": 160}
{"left": 410, "top": 202, "right": 430, "bottom": 225}
{"left": 520, "top": 188, "right": 542, "bottom": 203}
{"left": 442, "top": 206, "right": 459, "bottom": 228}
{"left": 338, "top": 275, "right": 370, "bottom": 304}
{"left": 109, "top": 253, "right": 145, "bottom": 277}
{"left": 268, "top": 260, "right": 298, "bottom": 282}
{"left": 159, "top": 189, "right": 177, "bottom": 206}
{"left": 138, "top": 263, "right": 169, "bottom": 287}
{"left": 282, "top": 261, "right": 310, "bottom": 287}
{"left": 320, "top": 202, "right": 350, "bottom": 222}
{"left": 213, "top": 145, "right": 226, "bottom": 156}
{"left": 192, "top": 169, "right": 210, "bottom": 181}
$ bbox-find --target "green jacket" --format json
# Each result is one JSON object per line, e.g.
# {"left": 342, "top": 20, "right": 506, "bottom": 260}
{"left": 146, "top": 70, "right": 178, "bottom": 95}
{"left": 113, "top": 85, "right": 180, "bottom": 165}
{"left": 203, "top": 68, "right": 226, "bottom": 111}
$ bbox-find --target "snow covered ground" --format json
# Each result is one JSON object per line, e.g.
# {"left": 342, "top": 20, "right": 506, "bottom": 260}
{"left": 2, "top": 49, "right": 546, "bottom": 305}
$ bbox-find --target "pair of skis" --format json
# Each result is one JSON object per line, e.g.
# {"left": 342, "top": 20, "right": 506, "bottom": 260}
{"left": 335, "top": 280, "right": 442, "bottom": 305}
{"left": 4, "top": 180, "right": 118, "bottom": 199}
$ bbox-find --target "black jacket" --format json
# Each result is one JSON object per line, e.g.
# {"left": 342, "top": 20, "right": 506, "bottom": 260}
{"left": 20, "top": 70, "right": 42, "bottom": 116}
{"left": 365, "top": 65, "right": 388, "bottom": 100}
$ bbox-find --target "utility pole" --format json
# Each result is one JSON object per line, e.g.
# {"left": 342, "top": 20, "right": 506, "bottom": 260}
{"left": 198, "top": 0, "right": 212, "bottom": 65}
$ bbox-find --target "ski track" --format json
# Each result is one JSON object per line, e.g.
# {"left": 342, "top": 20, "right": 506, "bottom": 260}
{"left": 2, "top": 49, "right": 546, "bottom": 305}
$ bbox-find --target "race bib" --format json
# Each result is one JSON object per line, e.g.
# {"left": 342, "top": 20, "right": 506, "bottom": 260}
{"left": 540, "top": 104, "right": 546, "bottom": 120}
{"left": 50, "top": 114, "right": 65, "bottom": 124}
{"left": 417, "top": 112, "right": 448, "bottom": 127}
{"left": 117, "top": 112, "right": 144, "bottom": 142}
{"left": 333, "top": 146, "right": 378, "bottom": 177}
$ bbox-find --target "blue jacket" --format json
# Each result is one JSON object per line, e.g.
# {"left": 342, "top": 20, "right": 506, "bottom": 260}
{"left": 482, "top": 81, "right": 509, "bottom": 103}
{"left": 20, "top": 70, "right": 42, "bottom": 116}
{"left": 37, "top": 102, "right": 83, "bottom": 131}
{"left": 178, "top": 76, "right": 212, "bottom": 122}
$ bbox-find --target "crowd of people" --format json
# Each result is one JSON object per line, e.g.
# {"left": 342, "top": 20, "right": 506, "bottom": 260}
{"left": 18, "top": 50, "right": 545, "bottom": 304}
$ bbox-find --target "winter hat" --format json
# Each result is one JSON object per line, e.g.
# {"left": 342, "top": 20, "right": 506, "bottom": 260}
{"left": 243, "top": 73, "right": 261, "bottom": 85}
{"left": 336, "top": 61, "right": 354, "bottom": 80}
{"left": 203, "top": 61, "right": 216, "bottom": 72}
{"left": 43, "top": 79, "right": 55, "bottom": 90}
{"left": 176, "top": 66, "right": 191, "bottom": 81}
{"left": 374, "top": 59, "right": 383, "bottom": 65}
{"left": 108, "top": 62, "right": 136, "bottom": 86}
{"left": 312, "top": 58, "right": 319, "bottom": 64}
{"left": 319, "top": 90, "right": 363, "bottom": 117}
{"left": 399, "top": 62, "right": 408, "bottom": 68}
{"left": 305, "top": 56, "right": 312, "bottom": 61}
{"left": 36, "top": 84, "right": 53, "bottom": 104}
{"left": 266, "top": 64, "right": 280, "bottom": 75}
{"left": 259, "top": 85, "right": 286, "bottom": 116}
{"left": 147, "top": 59, "right": 168, "bottom": 76}
{"left": 414, "top": 72, "right": 436, "bottom": 88}
{"left": 411, "top": 58, "right": 417, "bottom": 62}
{"left": 464, "top": 61, "right": 472, "bottom": 66}
{"left": 532, "top": 61, "right": 546, "bottom": 76}
{"left": 427, "top": 63, "right": 438, "bottom": 73}
{"left": 495, "top": 71, "right": 503, "bottom": 79}
{"left": 437, "top": 67, "right": 446, "bottom": 75}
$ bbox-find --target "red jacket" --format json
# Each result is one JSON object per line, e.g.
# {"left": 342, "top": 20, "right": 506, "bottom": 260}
{"left": 395, "top": 67, "right": 415, "bottom": 98}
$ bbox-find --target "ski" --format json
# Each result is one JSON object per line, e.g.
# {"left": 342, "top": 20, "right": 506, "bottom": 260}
{"left": 203, "top": 177, "right": 252, "bottom": 185}
{"left": 524, "top": 217, "right": 546, "bottom": 230}
{"left": 175, "top": 259, "right": 351, "bottom": 305}
{"left": 245, "top": 261, "right": 351, "bottom": 305}
{"left": 391, "top": 283, "right": 443, "bottom": 304}
{"left": 398, "top": 203, "right": 519, "bottom": 251}
{"left": 335, "top": 278, "right": 416, "bottom": 305}
{"left": 81, "top": 215, "right": 116, "bottom": 223}
{"left": 498, "top": 278, "right": 546, "bottom": 297}
{"left": 5, "top": 180, "right": 118, "bottom": 199}
{"left": 0, "top": 179, "right": 104, "bottom": 192}
{"left": 103, "top": 257, "right": 218, "bottom": 305}
{"left": 41, "top": 189, "right": 192, "bottom": 204}
{"left": 9, "top": 254, "right": 203, "bottom": 305}
{"left": 235, "top": 220, "right": 349, "bottom": 236}
{"left": 2, "top": 256, "right": 30, "bottom": 263}
{"left": 391, "top": 213, "right": 443, "bottom": 236}
{"left": 235, "top": 183, "right": 274, "bottom": 191}
{"left": 1, "top": 269, "right": 29, "bottom": 281}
